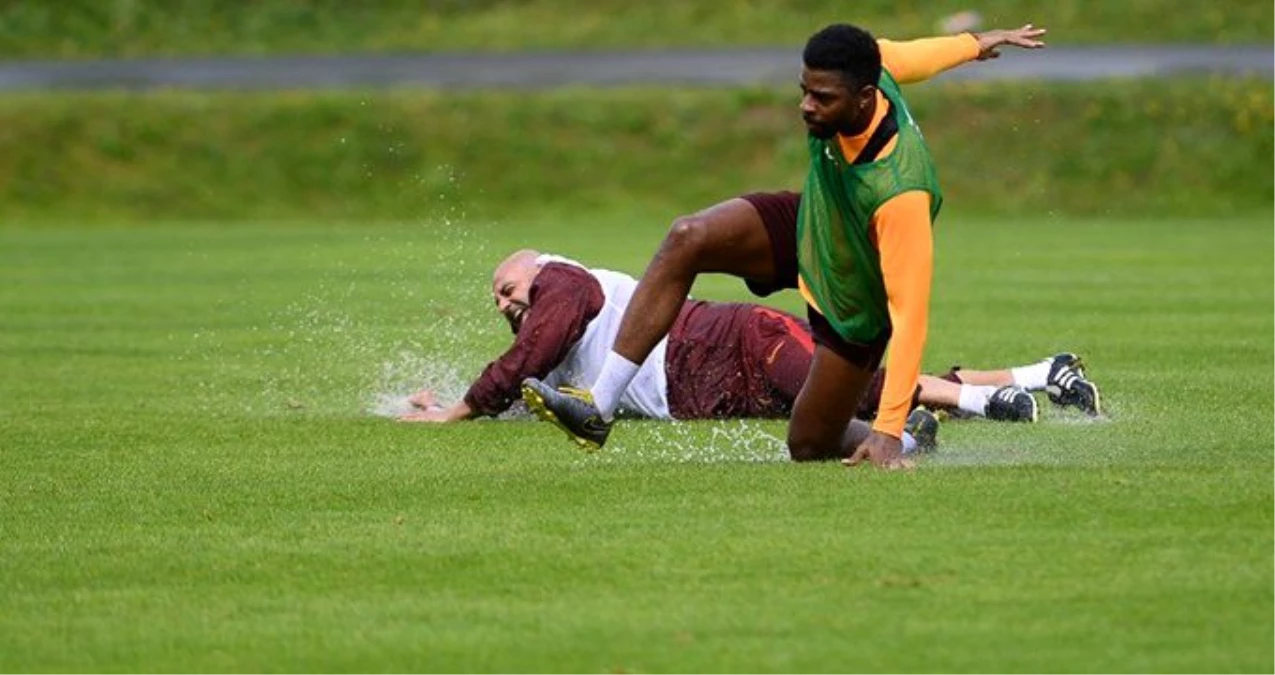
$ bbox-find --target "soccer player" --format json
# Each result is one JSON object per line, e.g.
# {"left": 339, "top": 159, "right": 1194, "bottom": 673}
{"left": 401, "top": 250, "right": 1100, "bottom": 451}
{"left": 521, "top": 23, "right": 1048, "bottom": 468}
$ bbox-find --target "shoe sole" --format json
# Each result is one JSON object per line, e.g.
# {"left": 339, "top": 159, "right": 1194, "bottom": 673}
{"left": 520, "top": 383, "right": 602, "bottom": 452}
{"left": 1082, "top": 382, "right": 1103, "bottom": 417}
{"left": 1069, "top": 356, "right": 1104, "bottom": 416}
{"left": 1054, "top": 382, "right": 1103, "bottom": 417}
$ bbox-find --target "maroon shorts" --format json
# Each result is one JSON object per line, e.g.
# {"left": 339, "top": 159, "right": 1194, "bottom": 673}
{"left": 665, "top": 298, "right": 917, "bottom": 422}
{"left": 740, "top": 190, "right": 889, "bottom": 371}
{"left": 666, "top": 301, "right": 812, "bottom": 420}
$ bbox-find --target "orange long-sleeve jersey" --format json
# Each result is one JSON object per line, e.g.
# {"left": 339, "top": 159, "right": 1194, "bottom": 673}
{"left": 799, "top": 33, "right": 979, "bottom": 439}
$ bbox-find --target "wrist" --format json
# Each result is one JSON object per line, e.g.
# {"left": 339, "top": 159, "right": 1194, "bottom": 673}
{"left": 870, "top": 423, "right": 903, "bottom": 440}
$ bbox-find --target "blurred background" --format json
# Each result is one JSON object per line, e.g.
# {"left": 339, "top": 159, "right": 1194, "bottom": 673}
{"left": 0, "top": 0, "right": 1270, "bottom": 227}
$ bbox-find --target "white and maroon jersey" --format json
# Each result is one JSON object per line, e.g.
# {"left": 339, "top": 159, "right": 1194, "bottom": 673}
{"left": 535, "top": 255, "right": 671, "bottom": 419}
{"left": 463, "top": 255, "right": 671, "bottom": 419}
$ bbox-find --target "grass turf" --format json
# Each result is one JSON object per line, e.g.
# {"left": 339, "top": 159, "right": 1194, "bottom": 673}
{"left": 0, "top": 214, "right": 1271, "bottom": 672}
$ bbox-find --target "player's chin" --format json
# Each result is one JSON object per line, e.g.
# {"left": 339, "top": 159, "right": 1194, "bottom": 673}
{"left": 805, "top": 122, "right": 836, "bottom": 139}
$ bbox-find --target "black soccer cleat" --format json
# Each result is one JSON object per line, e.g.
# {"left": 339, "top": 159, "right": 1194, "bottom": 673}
{"left": 520, "top": 378, "right": 612, "bottom": 451}
{"left": 986, "top": 385, "right": 1038, "bottom": 423}
{"left": 1045, "top": 352, "right": 1102, "bottom": 417}
{"left": 904, "top": 407, "right": 940, "bottom": 454}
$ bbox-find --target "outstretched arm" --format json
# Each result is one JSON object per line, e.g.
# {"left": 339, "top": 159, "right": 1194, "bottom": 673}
{"left": 878, "top": 24, "right": 1046, "bottom": 84}
{"left": 401, "top": 264, "right": 604, "bottom": 422}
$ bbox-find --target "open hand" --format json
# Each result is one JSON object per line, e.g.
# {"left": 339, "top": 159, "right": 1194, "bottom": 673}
{"left": 973, "top": 24, "right": 1047, "bottom": 60}
{"left": 842, "top": 431, "right": 914, "bottom": 471}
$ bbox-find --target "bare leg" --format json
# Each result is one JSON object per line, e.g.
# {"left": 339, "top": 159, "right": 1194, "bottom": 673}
{"left": 611, "top": 198, "right": 777, "bottom": 364}
{"left": 917, "top": 374, "right": 962, "bottom": 409}
{"left": 944, "top": 368, "right": 1013, "bottom": 387}
{"left": 786, "top": 345, "right": 876, "bottom": 462}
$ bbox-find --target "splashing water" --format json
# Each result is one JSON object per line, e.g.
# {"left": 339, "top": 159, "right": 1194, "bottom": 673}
{"left": 583, "top": 419, "right": 790, "bottom": 466}
{"left": 182, "top": 164, "right": 505, "bottom": 419}
{"left": 366, "top": 350, "right": 471, "bottom": 418}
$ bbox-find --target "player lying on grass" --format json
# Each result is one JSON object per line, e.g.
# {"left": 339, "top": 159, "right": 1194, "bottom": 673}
{"left": 400, "top": 250, "right": 1100, "bottom": 451}
{"left": 522, "top": 21, "right": 1050, "bottom": 468}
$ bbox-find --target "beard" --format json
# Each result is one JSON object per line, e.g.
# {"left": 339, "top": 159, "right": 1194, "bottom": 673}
{"left": 803, "top": 117, "right": 837, "bottom": 140}
{"left": 504, "top": 304, "right": 528, "bottom": 334}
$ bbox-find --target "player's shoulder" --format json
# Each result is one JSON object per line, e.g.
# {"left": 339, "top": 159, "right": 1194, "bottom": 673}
{"left": 536, "top": 260, "right": 595, "bottom": 285}
{"left": 531, "top": 260, "right": 605, "bottom": 302}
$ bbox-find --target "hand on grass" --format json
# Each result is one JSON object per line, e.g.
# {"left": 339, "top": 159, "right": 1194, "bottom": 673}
{"left": 973, "top": 24, "right": 1047, "bottom": 60}
{"left": 843, "top": 431, "right": 914, "bottom": 471}
{"left": 399, "top": 408, "right": 451, "bottom": 423}
{"left": 408, "top": 389, "right": 440, "bottom": 409}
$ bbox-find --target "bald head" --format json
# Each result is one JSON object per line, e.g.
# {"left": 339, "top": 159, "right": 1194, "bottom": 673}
{"left": 491, "top": 249, "right": 541, "bottom": 334}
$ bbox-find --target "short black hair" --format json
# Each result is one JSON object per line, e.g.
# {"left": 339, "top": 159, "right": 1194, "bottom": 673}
{"left": 802, "top": 23, "right": 881, "bottom": 90}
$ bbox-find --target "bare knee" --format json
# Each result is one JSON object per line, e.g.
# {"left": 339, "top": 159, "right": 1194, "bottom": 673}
{"left": 786, "top": 427, "right": 840, "bottom": 463}
{"left": 659, "top": 215, "right": 713, "bottom": 265}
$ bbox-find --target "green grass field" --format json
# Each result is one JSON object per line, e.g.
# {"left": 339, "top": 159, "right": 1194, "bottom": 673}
{"left": 1, "top": 212, "right": 1270, "bottom": 672}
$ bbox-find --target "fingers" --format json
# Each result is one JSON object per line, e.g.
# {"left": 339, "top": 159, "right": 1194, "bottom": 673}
{"left": 842, "top": 453, "right": 914, "bottom": 470}
{"left": 842, "top": 446, "right": 868, "bottom": 467}
{"left": 843, "top": 447, "right": 916, "bottom": 470}
{"left": 408, "top": 390, "right": 439, "bottom": 408}
{"left": 1014, "top": 23, "right": 1048, "bottom": 46}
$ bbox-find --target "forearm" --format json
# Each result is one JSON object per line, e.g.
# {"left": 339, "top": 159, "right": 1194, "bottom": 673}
{"left": 438, "top": 400, "right": 476, "bottom": 421}
{"left": 878, "top": 34, "right": 980, "bottom": 84}
{"left": 874, "top": 311, "right": 927, "bottom": 438}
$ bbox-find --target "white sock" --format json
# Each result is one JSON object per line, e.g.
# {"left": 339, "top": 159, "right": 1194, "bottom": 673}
{"left": 958, "top": 385, "right": 998, "bottom": 417}
{"left": 1010, "top": 360, "right": 1052, "bottom": 390}
{"left": 591, "top": 351, "right": 641, "bottom": 420}
{"left": 901, "top": 431, "right": 918, "bottom": 454}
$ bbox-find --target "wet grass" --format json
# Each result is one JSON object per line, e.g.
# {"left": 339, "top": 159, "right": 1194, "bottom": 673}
{"left": 1, "top": 214, "right": 1270, "bottom": 672}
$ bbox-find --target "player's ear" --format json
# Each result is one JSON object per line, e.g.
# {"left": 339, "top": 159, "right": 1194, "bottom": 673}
{"left": 855, "top": 83, "right": 876, "bottom": 109}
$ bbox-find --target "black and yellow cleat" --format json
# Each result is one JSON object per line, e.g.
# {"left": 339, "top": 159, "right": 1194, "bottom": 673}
{"left": 521, "top": 378, "right": 612, "bottom": 451}
{"left": 904, "top": 407, "right": 940, "bottom": 454}
{"left": 1045, "top": 353, "right": 1102, "bottom": 417}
